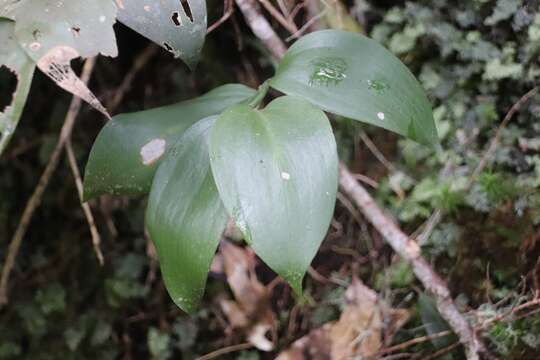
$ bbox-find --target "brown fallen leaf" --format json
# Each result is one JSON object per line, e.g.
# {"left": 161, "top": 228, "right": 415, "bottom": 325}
{"left": 218, "top": 241, "right": 276, "bottom": 352}
{"left": 277, "top": 277, "right": 410, "bottom": 360}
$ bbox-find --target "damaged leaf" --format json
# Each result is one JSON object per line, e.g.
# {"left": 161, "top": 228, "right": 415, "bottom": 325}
{"left": 0, "top": 19, "right": 35, "bottom": 156}
{"left": 146, "top": 117, "right": 228, "bottom": 313}
{"left": 115, "top": 0, "right": 207, "bottom": 69}
{"left": 277, "top": 278, "right": 410, "bottom": 359}
{"left": 3, "top": 0, "right": 118, "bottom": 116}
{"left": 83, "top": 84, "right": 256, "bottom": 201}
{"left": 209, "top": 96, "right": 338, "bottom": 294}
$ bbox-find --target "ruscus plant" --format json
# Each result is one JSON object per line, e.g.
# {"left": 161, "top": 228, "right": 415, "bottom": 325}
{"left": 0, "top": 0, "right": 437, "bottom": 313}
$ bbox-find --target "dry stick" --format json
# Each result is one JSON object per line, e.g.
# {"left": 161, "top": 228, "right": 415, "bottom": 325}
{"left": 468, "top": 85, "right": 539, "bottom": 186}
{"left": 377, "top": 330, "right": 453, "bottom": 356}
{"left": 232, "top": 1, "right": 485, "bottom": 359}
{"left": 423, "top": 342, "right": 462, "bottom": 360}
{"left": 66, "top": 139, "right": 104, "bottom": 265}
{"left": 257, "top": 0, "right": 298, "bottom": 34}
{"left": 108, "top": 45, "right": 159, "bottom": 111}
{"left": 339, "top": 165, "right": 484, "bottom": 360}
{"left": 196, "top": 342, "right": 253, "bottom": 360}
{"left": 207, "top": 0, "right": 235, "bottom": 34}
{"left": 0, "top": 58, "right": 98, "bottom": 307}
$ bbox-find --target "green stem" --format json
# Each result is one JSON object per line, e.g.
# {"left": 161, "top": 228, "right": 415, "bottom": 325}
{"left": 248, "top": 81, "right": 270, "bottom": 108}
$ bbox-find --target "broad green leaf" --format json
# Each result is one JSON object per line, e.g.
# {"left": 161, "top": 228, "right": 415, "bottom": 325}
{"left": 116, "top": 0, "right": 206, "bottom": 69}
{"left": 0, "top": 19, "right": 35, "bottom": 156}
{"left": 2, "top": 0, "right": 118, "bottom": 115}
{"left": 83, "top": 84, "right": 256, "bottom": 201}
{"left": 209, "top": 96, "right": 338, "bottom": 293}
{"left": 269, "top": 30, "right": 437, "bottom": 146}
{"left": 146, "top": 117, "right": 227, "bottom": 313}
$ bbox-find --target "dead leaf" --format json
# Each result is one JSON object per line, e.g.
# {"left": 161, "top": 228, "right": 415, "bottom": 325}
{"left": 36, "top": 46, "right": 109, "bottom": 118}
{"left": 277, "top": 278, "right": 410, "bottom": 360}
{"left": 218, "top": 241, "right": 276, "bottom": 352}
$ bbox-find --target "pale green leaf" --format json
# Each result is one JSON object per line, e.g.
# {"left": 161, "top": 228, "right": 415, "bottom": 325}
{"left": 0, "top": 19, "right": 35, "bottom": 156}
{"left": 116, "top": 0, "right": 206, "bottom": 68}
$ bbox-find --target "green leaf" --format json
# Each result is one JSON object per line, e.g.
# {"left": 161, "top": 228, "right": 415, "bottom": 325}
{"left": 0, "top": 19, "right": 35, "bottom": 156}
{"left": 3, "top": 0, "right": 117, "bottom": 59}
{"left": 116, "top": 0, "right": 206, "bottom": 69}
{"left": 209, "top": 96, "right": 338, "bottom": 293}
{"left": 83, "top": 84, "right": 256, "bottom": 200}
{"left": 269, "top": 30, "right": 437, "bottom": 146}
{"left": 146, "top": 117, "right": 228, "bottom": 313}
{"left": 2, "top": 0, "right": 118, "bottom": 115}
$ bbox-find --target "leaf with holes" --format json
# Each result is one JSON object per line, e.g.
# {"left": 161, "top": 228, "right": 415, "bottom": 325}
{"left": 83, "top": 84, "right": 256, "bottom": 201}
{"left": 0, "top": 19, "right": 35, "bottom": 156}
{"left": 209, "top": 96, "right": 338, "bottom": 294}
{"left": 3, "top": 0, "right": 118, "bottom": 116}
{"left": 269, "top": 30, "right": 438, "bottom": 146}
{"left": 146, "top": 116, "right": 228, "bottom": 313}
{"left": 115, "top": 0, "right": 206, "bottom": 69}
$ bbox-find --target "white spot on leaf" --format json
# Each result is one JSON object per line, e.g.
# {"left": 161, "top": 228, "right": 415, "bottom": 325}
{"left": 377, "top": 112, "right": 385, "bottom": 120}
{"left": 140, "top": 138, "right": 166, "bottom": 165}
{"left": 281, "top": 171, "right": 291, "bottom": 180}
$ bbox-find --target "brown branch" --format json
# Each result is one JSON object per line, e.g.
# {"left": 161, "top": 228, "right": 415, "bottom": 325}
{"left": 469, "top": 85, "right": 539, "bottom": 185}
{"left": 235, "top": 0, "right": 287, "bottom": 60}
{"left": 207, "top": 0, "right": 235, "bottom": 34}
{"left": 233, "top": 2, "right": 486, "bottom": 359}
{"left": 377, "top": 330, "right": 453, "bottom": 356}
{"left": 0, "top": 58, "right": 98, "bottom": 308}
{"left": 107, "top": 44, "right": 159, "bottom": 112}
{"left": 196, "top": 342, "right": 253, "bottom": 360}
{"left": 257, "top": 0, "right": 298, "bottom": 34}
{"left": 66, "top": 139, "right": 104, "bottom": 265}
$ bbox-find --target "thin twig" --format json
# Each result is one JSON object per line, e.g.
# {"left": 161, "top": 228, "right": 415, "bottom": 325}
{"left": 196, "top": 342, "right": 253, "bottom": 360}
{"left": 0, "top": 58, "right": 98, "bottom": 308}
{"left": 469, "top": 85, "right": 539, "bottom": 186}
{"left": 339, "top": 165, "right": 484, "bottom": 360}
{"left": 359, "top": 131, "right": 397, "bottom": 174}
{"left": 285, "top": 5, "right": 329, "bottom": 41}
{"left": 208, "top": 0, "right": 235, "bottom": 34}
{"left": 258, "top": 0, "right": 298, "bottom": 34}
{"left": 66, "top": 139, "right": 104, "bottom": 265}
{"left": 232, "top": 3, "right": 486, "bottom": 359}
{"left": 422, "top": 342, "right": 461, "bottom": 360}
{"left": 107, "top": 45, "right": 159, "bottom": 112}
{"left": 377, "top": 330, "right": 453, "bottom": 356}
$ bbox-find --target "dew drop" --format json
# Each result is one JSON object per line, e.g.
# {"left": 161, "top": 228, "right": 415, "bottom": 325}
{"left": 367, "top": 79, "right": 390, "bottom": 93}
{"left": 309, "top": 57, "right": 347, "bottom": 87}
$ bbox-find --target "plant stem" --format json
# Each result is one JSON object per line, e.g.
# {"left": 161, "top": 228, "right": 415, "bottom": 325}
{"left": 248, "top": 81, "right": 270, "bottom": 108}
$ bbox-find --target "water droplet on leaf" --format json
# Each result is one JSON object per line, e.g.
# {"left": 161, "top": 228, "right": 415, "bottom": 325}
{"left": 309, "top": 57, "right": 347, "bottom": 87}
{"left": 367, "top": 79, "right": 390, "bottom": 93}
